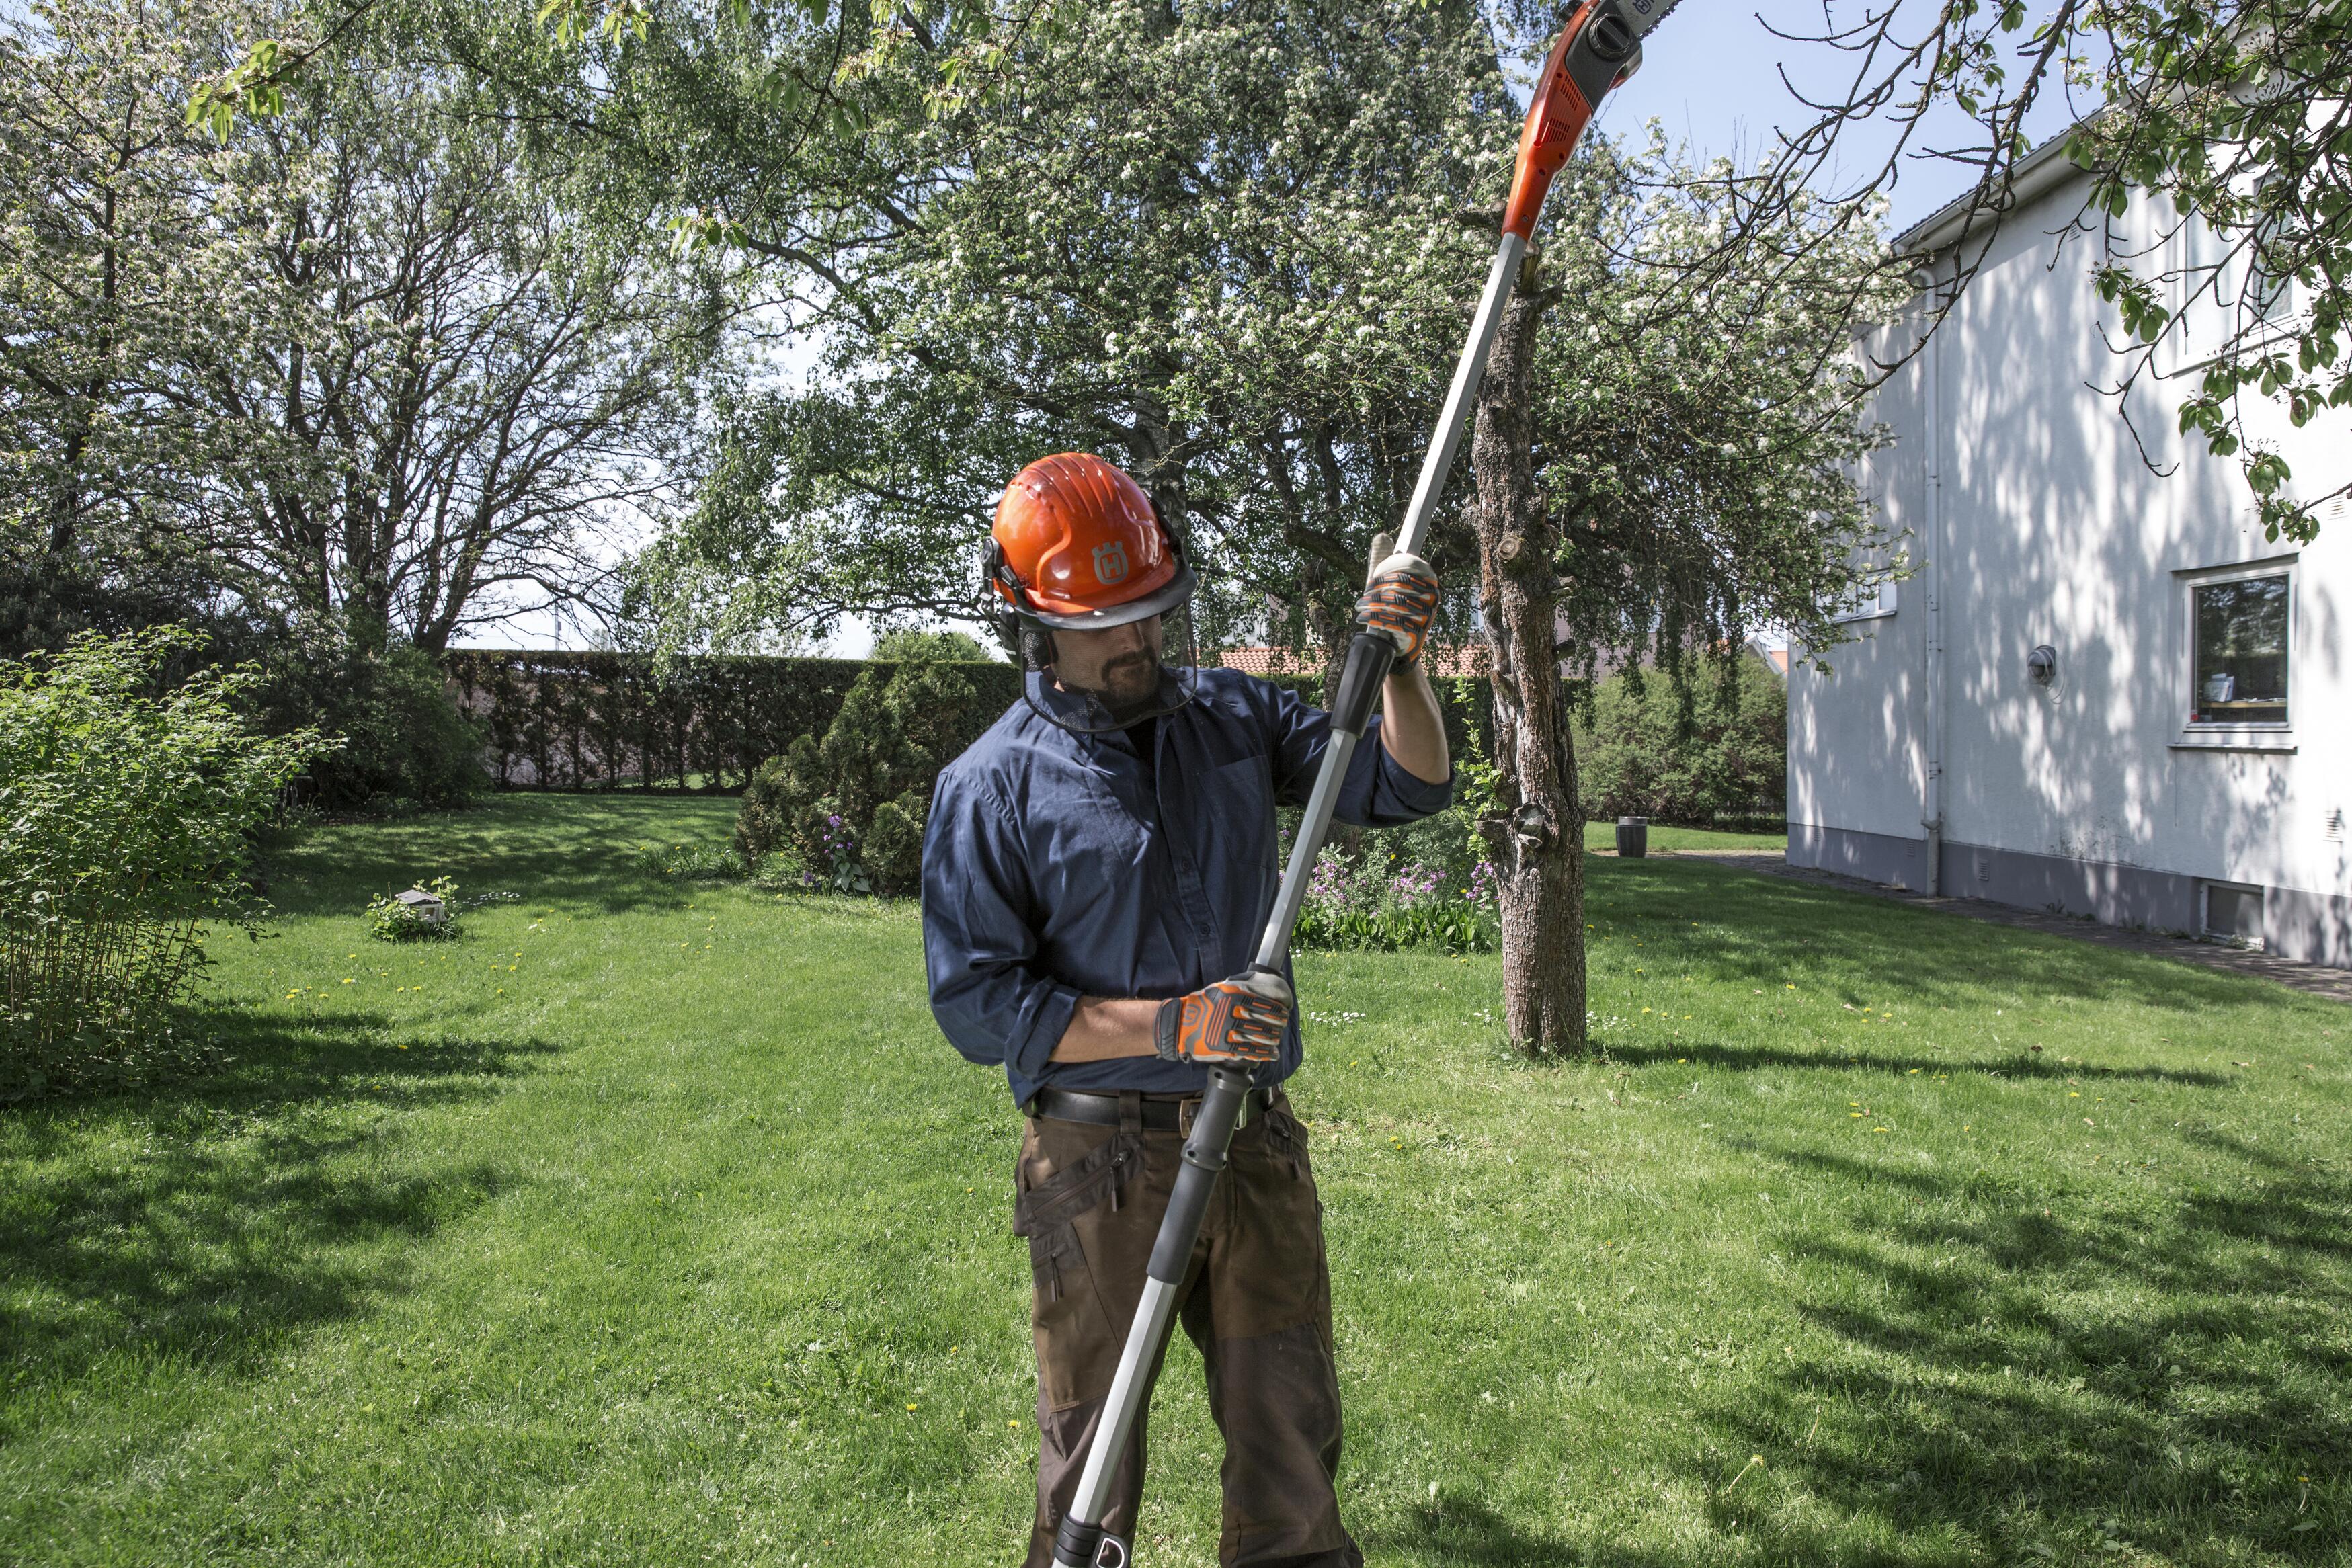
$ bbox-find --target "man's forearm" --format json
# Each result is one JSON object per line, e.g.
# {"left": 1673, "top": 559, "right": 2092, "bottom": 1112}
{"left": 1379, "top": 662, "right": 1451, "bottom": 783}
{"left": 1051, "top": 996, "right": 1162, "bottom": 1063}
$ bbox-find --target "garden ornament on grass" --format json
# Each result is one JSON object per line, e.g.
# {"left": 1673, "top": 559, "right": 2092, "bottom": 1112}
{"left": 395, "top": 888, "right": 449, "bottom": 926}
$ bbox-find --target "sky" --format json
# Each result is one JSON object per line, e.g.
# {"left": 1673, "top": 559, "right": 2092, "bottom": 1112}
{"left": 468, "top": 1, "right": 2084, "bottom": 656}
{"left": 1596, "top": 0, "right": 2082, "bottom": 237}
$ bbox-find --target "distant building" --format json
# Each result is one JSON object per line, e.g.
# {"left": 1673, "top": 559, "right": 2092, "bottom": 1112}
{"left": 1212, "top": 644, "right": 1490, "bottom": 679}
{"left": 1787, "top": 134, "right": 2349, "bottom": 966}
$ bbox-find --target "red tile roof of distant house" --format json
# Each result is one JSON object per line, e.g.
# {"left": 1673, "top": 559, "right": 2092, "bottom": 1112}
{"left": 1211, "top": 644, "right": 1490, "bottom": 679}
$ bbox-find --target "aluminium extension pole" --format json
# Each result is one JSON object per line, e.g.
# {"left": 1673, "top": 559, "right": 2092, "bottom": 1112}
{"left": 1048, "top": 6, "right": 1669, "bottom": 1563}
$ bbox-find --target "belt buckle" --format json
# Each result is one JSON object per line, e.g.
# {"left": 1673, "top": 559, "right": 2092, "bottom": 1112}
{"left": 1176, "top": 1090, "right": 1264, "bottom": 1139}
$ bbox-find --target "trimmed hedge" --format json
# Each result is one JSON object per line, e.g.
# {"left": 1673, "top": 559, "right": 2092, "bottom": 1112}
{"left": 443, "top": 651, "right": 1023, "bottom": 793}
{"left": 447, "top": 652, "right": 1494, "bottom": 796}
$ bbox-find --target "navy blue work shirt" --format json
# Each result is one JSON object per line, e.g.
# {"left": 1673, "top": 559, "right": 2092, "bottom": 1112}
{"left": 922, "top": 665, "right": 1453, "bottom": 1108}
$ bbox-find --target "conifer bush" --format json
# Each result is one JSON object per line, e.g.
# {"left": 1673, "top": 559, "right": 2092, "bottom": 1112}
{"left": 734, "top": 661, "right": 981, "bottom": 897}
{"left": 0, "top": 629, "right": 325, "bottom": 1097}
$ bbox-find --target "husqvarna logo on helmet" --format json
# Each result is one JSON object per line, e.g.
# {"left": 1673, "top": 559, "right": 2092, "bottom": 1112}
{"left": 1092, "top": 540, "right": 1130, "bottom": 586}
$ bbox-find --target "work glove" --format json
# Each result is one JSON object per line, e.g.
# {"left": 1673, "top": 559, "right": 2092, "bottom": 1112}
{"left": 1355, "top": 551, "right": 1441, "bottom": 664}
{"left": 1154, "top": 967, "right": 1293, "bottom": 1067}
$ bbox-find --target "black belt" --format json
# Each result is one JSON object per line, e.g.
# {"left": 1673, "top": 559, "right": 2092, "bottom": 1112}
{"left": 1026, "top": 1086, "right": 1274, "bottom": 1133}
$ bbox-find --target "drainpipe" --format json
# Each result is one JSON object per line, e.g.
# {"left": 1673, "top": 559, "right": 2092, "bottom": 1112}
{"left": 1920, "top": 253, "right": 1949, "bottom": 896}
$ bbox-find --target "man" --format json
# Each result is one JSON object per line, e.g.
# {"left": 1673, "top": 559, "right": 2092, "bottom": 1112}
{"left": 922, "top": 453, "right": 1451, "bottom": 1567}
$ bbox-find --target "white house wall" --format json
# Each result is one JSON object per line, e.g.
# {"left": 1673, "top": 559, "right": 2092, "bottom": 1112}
{"left": 1789, "top": 167, "right": 2351, "bottom": 966}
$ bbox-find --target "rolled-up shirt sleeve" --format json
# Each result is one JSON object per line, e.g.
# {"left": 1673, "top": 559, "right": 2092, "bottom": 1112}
{"left": 921, "top": 772, "right": 1079, "bottom": 1083}
{"left": 1264, "top": 682, "right": 1453, "bottom": 827}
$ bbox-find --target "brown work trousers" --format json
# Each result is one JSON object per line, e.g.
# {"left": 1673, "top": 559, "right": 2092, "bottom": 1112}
{"left": 1014, "top": 1091, "right": 1361, "bottom": 1568}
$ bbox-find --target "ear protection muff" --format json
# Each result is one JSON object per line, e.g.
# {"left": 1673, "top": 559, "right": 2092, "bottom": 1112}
{"left": 981, "top": 538, "right": 1058, "bottom": 669}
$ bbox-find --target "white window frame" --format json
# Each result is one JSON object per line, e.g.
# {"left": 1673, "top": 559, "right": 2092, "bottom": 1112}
{"left": 2160, "top": 192, "right": 2309, "bottom": 378}
{"left": 1832, "top": 581, "right": 1899, "bottom": 624}
{"left": 2173, "top": 555, "right": 2296, "bottom": 751}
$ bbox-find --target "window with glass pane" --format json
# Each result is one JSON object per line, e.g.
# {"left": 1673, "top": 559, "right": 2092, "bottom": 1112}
{"left": 2191, "top": 575, "right": 2289, "bottom": 724}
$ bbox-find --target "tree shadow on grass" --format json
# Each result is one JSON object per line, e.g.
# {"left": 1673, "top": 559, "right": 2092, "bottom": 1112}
{"left": 1365, "top": 1495, "right": 1697, "bottom": 1567}
{"left": 1695, "top": 1135, "right": 2352, "bottom": 1563}
{"left": 1585, "top": 858, "right": 2317, "bottom": 1025}
{"left": 1364, "top": 1495, "right": 1580, "bottom": 1567}
{"left": 256, "top": 794, "right": 743, "bottom": 918}
{"left": 0, "top": 1005, "right": 557, "bottom": 1387}
{"left": 1594, "top": 1041, "right": 2226, "bottom": 1089}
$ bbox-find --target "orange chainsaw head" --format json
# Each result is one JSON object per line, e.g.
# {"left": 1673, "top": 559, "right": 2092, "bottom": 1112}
{"left": 990, "top": 453, "right": 1190, "bottom": 628}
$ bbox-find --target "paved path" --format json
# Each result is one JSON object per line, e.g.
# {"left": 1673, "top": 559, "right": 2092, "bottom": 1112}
{"left": 1631, "top": 848, "right": 2352, "bottom": 1006}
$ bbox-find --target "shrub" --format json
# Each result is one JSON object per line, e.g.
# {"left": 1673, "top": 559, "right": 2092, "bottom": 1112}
{"left": 863, "top": 788, "right": 928, "bottom": 894}
{"left": 736, "top": 661, "right": 977, "bottom": 897}
{"left": 366, "top": 875, "right": 462, "bottom": 941}
{"left": 0, "top": 628, "right": 327, "bottom": 1098}
{"left": 1574, "top": 653, "right": 1786, "bottom": 825}
{"left": 635, "top": 841, "right": 747, "bottom": 882}
{"left": 870, "top": 628, "right": 992, "bottom": 663}
{"left": 1289, "top": 845, "right": 1498, "bottom": 954}
{"left": 257, "top": 637, "right": 488, "bottom": 810}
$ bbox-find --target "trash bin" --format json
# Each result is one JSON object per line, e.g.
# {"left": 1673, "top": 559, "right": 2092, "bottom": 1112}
{"left": 1615, "top": 817, "right": 1648, "bottom": 858}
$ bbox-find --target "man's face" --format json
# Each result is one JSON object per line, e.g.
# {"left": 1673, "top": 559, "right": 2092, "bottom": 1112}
{"left": 1051, "top": 615, "right": 1164, "bottom": 712}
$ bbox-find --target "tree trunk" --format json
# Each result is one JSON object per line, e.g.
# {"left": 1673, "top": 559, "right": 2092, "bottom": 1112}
{"left": 1468, "top": 257, "right": 1586, "bottom": 1055}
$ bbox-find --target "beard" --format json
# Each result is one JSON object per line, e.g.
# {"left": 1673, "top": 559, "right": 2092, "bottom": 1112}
{"left": 1071, "top": 649, "right": 1160, "bottom": 714}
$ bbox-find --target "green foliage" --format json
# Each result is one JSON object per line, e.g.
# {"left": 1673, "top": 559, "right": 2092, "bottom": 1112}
{"left": 635, "top": 841, "right": 747, "bottom": 882}
{"left": 735, "top": 661, "right": 985, "bottom": 897}
{"left": 0, "top": 627, "right": 325, "bottom": 1097}
{"left": 1293, "top": 894, "right": 1498, "bottom": 956}
{"left": 862, "top": 789, "right": 928, "bottom": 897}
{"left": 607, "top": 0, "right": 1512, "bottom": 659}
{"left": 257, "top": 641, "right": 487, "bottom": 811}
{"left": 1291, "top": 845, "right": 1498, "bottom": 955}
{"left": 1574, "top": 655, "right": 1787, "bottom": 826}
{"left": 869, "top": 629, "right": 991, "bottom": 663}
{"left": 3, "top": 0, "right": 727, "bottom": 675}
{"left": 442, "top": 651, "right": 1024, "bottom": 792}
{"left": 1534, "top": 136, "right": 1903, "bottom": 675}
{"left": 366, "top": 876, "right": 460, "bottom": 942}
{"left": 2059, "top": 0, "right": 2352, "bottom": 543}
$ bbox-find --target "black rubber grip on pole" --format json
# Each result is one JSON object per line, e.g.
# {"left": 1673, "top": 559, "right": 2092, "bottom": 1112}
{"left": 1053, "top": 1515, "right": 1102, "bottom": 1567}
{"left": 1328, "top": 632, "right": 1395, "bottom": 738}
{"left": 1147, "top": 1159, "right": 1217, "bottom": 1284}
{"left": 1147, "top": 1068, "right": 1248, "bottom": 1282}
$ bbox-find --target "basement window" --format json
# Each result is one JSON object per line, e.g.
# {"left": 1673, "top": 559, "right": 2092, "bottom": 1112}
{"left": 2201, "top": 882, "right": 2265, "bottom": 947}
{"left": 2187, "top": 569, "right": 2290, "bottom": 727}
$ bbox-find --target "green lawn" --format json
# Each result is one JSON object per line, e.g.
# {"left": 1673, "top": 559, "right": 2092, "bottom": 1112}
{"left": 3, "top": 795, "right": 2345, "bottom": 1567}
{"left": 1582, "top": 821, "right": 1789, "bottom": 854}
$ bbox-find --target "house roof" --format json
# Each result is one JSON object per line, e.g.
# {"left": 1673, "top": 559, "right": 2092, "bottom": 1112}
{"left": 1211, "top": 643, "right": 1490, "bottom": 679}
{"left": 1895, "top": 122, "right": 2087, "bottom": 258}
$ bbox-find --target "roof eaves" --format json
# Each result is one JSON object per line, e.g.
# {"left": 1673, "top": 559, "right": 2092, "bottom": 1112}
{"left": 1893, "top": 123, "right": 2088, "bottom": 258}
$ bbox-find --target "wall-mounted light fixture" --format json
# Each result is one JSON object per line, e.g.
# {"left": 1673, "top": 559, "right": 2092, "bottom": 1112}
{"left": 2027, "top": 644, "right": 2058, "bottom": 686}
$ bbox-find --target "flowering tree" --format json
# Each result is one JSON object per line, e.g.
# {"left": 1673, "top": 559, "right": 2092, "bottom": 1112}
{"left": 0, "top": 0, "right": 722, "bottom": 659}
{"left": 592, "top": 0, "right": 1514, "bottom": 684}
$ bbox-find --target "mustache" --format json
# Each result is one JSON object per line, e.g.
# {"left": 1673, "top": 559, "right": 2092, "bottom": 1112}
{"left": 1100, "top": 651, "right": 1155, "bottom": 675}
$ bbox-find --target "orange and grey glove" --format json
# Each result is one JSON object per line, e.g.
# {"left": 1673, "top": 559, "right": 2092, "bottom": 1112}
{"left": 1355, "top": 551, "right": 1441, "bottom": 664}
{"left": 1153, "top": 967, "right": 1294, "bottom": 1067}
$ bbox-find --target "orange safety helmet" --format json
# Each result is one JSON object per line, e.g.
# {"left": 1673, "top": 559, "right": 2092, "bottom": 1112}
{"left": 989, "top": 453, "right": 1193, "bottom": 630}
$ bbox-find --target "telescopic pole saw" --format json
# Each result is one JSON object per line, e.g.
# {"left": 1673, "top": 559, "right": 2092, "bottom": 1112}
{"left": 1049, "top": 5, "right": 1675, "bottom": 1563}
